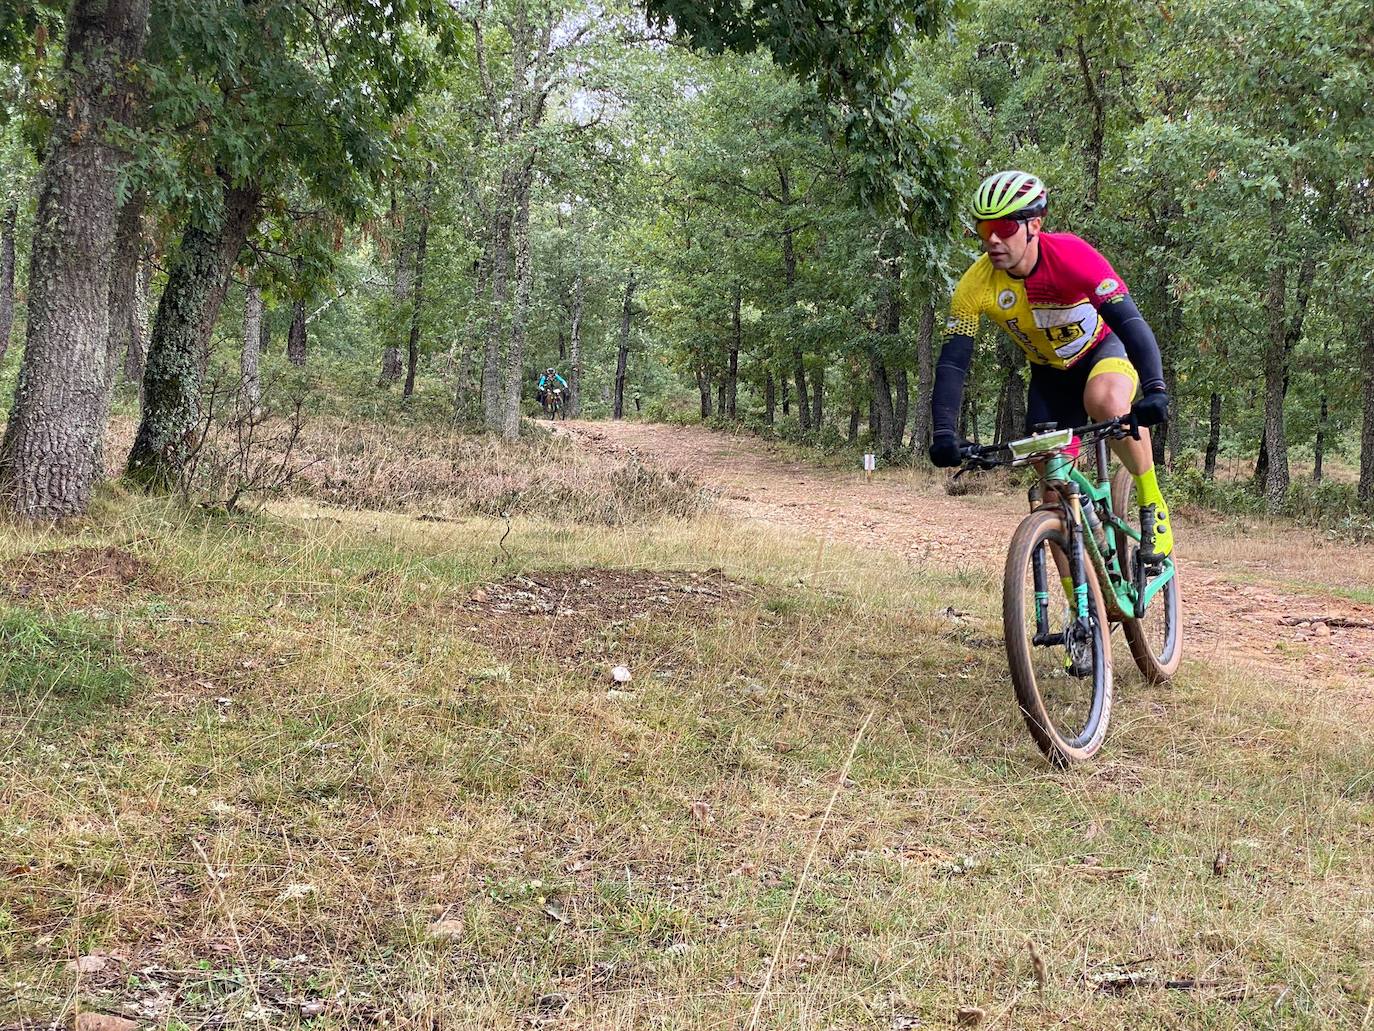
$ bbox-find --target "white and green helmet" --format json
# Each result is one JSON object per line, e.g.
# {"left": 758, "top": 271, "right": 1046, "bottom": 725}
{"left": 971, "top": 170, "right": 1048, "bottom": 220}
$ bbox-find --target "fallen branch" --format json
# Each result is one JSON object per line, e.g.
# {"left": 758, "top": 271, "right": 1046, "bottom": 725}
{"left": 1278, "top": 615, "right": 1374, "bottom": 629}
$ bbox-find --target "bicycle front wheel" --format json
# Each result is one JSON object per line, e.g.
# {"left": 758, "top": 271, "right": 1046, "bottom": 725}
{"left": 1003, "top": 509, "right": 1114, "bottom": 766}
{"left": 1111, "top": 467, "right": 1183, "bottom": 683}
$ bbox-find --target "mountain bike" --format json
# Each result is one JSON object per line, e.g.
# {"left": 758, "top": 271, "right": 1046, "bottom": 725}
{"left": 543, "top": 387, "right": 567, "bottom": 420}
{"left": 958, "top": 417, "right": 1182, "bottom": 766}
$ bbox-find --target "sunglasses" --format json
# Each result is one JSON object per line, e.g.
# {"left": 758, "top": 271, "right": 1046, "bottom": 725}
{"left": 975, "top": 218, "right": 1029, "bottom": 243}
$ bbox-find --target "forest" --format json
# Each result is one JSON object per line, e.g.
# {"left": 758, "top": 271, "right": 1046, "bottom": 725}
{"left": 0, "top": 0, "right": 1371, "bottom": 518}
{"left": 4, "top": 3, "right": 1374, "bottom": 1028}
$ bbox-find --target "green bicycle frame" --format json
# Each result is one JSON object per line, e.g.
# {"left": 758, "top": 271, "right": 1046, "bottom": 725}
{"left": 1041, "top": 441, "right": 1175, "bottom": 620}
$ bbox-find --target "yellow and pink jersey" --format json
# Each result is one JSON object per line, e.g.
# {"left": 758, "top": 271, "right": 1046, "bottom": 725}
{"left": 946, "top": 232, "right": 1130, "bottom": 369}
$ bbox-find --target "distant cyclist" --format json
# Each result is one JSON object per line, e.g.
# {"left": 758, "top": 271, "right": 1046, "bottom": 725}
{"left": 536, "top": 367, "right": 568, "bottom": 408}
{"left": 928, "top": 170, "right": 1174, "bottom": 559}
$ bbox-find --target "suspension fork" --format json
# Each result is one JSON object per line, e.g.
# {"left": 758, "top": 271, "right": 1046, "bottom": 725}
{"left": 1064, "top": 482, "right": 1090, "bottom": 621}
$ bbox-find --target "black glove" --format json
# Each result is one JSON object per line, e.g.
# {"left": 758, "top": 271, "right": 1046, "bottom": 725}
{"left": 929, "top": 434, "right": 964, "bottom": 468}
{"left": 1130, "top": 388, "right": 1170, "bottom": 429}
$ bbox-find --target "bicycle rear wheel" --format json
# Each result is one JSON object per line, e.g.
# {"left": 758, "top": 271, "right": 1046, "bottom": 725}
{"left": 1111, "top": 467, "right": 1183, "bottom": 683}
{"left": 1003, "top": 509, "right": 1114, "bottom": 766}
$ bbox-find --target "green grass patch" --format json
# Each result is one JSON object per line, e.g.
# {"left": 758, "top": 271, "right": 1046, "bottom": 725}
{"left": 0, "top": 607, "right": 136, "bottom": 723}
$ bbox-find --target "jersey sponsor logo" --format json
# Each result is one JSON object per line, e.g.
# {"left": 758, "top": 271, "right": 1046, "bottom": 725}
{"left": 1095, "top": 277, "right": 1120, "bottom": 297}
{"left": 997, "top": 288, "right": 1016, "bottom": 310}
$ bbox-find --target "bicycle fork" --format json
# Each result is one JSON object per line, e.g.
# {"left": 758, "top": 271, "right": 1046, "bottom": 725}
{"left": 1032, "top": 488, "right": 1093, "bottom": 653}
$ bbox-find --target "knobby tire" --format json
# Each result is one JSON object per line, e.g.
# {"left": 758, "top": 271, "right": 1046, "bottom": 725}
{"left": 1003, "top": 508, "right": 1114, "bottom": 766}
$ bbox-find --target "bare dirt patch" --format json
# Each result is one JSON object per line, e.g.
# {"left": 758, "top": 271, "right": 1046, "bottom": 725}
{"left": 459, "top": 567, "right": 745, "bottom": 663}
{"left": 3, "top": 545, "right": 154, "bottom": 602}
{"left": 563, "top": 420, "right": 1374, "bottom": 701}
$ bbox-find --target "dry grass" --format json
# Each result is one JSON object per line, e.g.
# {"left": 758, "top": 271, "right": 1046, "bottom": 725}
{"left": 103, "top": 414, "right": 711, "bottom": 526}
{"left": 1, "top": 470, "right": 1372, "bottom": 1029}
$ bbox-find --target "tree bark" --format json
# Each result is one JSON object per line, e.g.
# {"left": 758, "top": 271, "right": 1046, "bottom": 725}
{"left": 810, "top": 365, "right": 823, "bottom": 430}
{"left": 126, "top": 179, "right": 260, "bottom": 488}
{"left": 481, "top": 193, "right": 512, "bottom": 431}
{"left": 568, "top": 272, "right": 584, "bottom": 416}
{"left": 1258, "top": 202, "right": 1291, "bottom": 510}
{"left": 994, "top": 334, "right": 1026, "bottom": 443}
{"left": 404, "top": 181, "right": 432, "bottom": 399}
{"left": 0, "top": 0, "right": 149, "bottom": 517}
{"left": 380, "top": 192, "right": 413, "bottom": 387}
{"left": 697, "top": 369, "right": 713, "bottom": 419}
{"left": 0, "top": 199, "right": 16, "bottom": 362}
{"left": 93, "top": 191, "right": 146, "bottom": 477}
{"left": 847, "top": 405, "right": 860, "bottom": 442}
{"left": 613, "top": 271, "right": 635, "bottom": 419}
{"left": 869, "top": 353, "right": 896, "bottom": 457}
{"left": 287, "top": 297, "right": 306, "bottom": 366}
{"left": 241, "top": 283, "right": 263, "bottom": 414}
{"left": 779, "top": 166, "right": 809, "bottom": 430}
{"left": 911, "top": 302, "right": 936, "bottom": 448}
{"left": 1359, "top": 317, "right": 1374, "bottom": 507}
{"left": 502, "top": 168, "right": 533, "bottom": 441}
{"left": 728, "top": 282, "right": 740, "bottom": 418}
{"left": 1256, "top": 234, "right": 1316, "bottom": 503}
{"left": 764, "top": 371, "right": 775, "bottom": 424}
{"left": 1204, "top": 391, "right": 1222, "bottom": 482}
{"left": 124, "top": 239, "right": 152, "bottom": 387}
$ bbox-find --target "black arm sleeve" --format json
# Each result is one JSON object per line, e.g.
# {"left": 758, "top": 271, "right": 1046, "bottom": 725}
{"left": 931, "top": 333, "right": 974, "bottom": 439}
{"left": 1099, "top": 295, "right": 1165, "bottom": 394}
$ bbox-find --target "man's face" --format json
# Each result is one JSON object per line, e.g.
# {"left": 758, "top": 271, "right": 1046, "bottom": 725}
{"left": 978, "top": 216, "right": 1041, "bottom": 270}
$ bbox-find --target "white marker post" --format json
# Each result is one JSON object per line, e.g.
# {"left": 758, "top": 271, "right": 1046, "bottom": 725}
{"left": 863, "top": 453, "right": 876, "bottom": 481}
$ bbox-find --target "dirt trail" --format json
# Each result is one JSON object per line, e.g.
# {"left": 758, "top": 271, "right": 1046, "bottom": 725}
{"left": 561, "top": 420, "right": 1374, "bottom": 698}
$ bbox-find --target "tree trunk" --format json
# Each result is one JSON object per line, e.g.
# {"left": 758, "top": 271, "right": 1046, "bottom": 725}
{"left": 765, "top": 371, "right": 776, "bottom": 424}
{"left": 847, "top": 405, "right": 860, "bottom": 442}
{"left": 613, "top": 271, "right": 635, "bottom": 419}
{"left": 1312, "top": 338, "right": 1329, "bottom": 482}
{"left": 697, "top": 369, "right": 713, "bottom": 419}
{"left": 568, "top": 272, "right": 584, "bottom": 416}
{"left": 380, "top": 190, "right": 413, "bottom": 387}
{"left": 716, "top": 380, "right": 725, "bottom": 416}
{"left": 287, "top": 298, "right": 306, "bottom": 366}
{"left": 1359, "top": 317, "right": 1374, "bottom": 507}
{"left": 404, "top": 183, "right": 432, "bottom": 400}
{"left": 994, "top": 334, "right": 1026, "bottom": 443}
{"left": 481, "top": 198, "right": 512, "bottom": 431}
{"left": 1258, "top": 204, "right": 1290, "bottom": 509}
{"left": 791, "top": 346, "right": 810, "bottom": 430}
{"left": 126, "top": 179, "right": 260, "bottom": 488}
{"left": 503, "top": 169, "right": 533, "bottom": 441}
{"left": 124, "top": 240, "right": 152, "bottom": 388}
{"left": 869, "top": 353, "right": 896, "bottom": 457}
{"left": 94, "top": 191, "right": 146, "bottom": 478}
{"left": 728, "top": 282, "right": 740, "bottom": 418}
{"left": 781, "top": 376, "right": 789, "bottom": 416}
{"left": 911, "top": 302, "right": 936, "bottom": 448}
{"left": 241, "top": 283, "right": 263, "bottom": 414}
{"left": 1204, "top": 392, "right": 1222, "bottom": 481}
{"left": 810, "top": 365, "right": 823, "bottom": 430}
{"left": 892, "top": 367, "right": 909, "bottom": 445}
{"left": 0, "top": 199, "right": 16, "bottom": 362}
{"left": 0, "top": 0, "right": 149, "bottom": 517}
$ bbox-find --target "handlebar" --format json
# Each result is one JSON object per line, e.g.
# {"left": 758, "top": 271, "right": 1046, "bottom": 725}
{"left": 955, "top": 415, "right": 1132, "bottom": 475}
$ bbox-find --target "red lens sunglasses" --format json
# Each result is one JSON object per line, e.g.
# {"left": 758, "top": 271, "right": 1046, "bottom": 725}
{"left": 975, "top": 218, "right": 1027, "bottom": 242}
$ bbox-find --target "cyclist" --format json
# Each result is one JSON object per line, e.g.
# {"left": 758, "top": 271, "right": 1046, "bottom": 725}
{"left": 536, "top": 367, "right": 568, "bottom": 408}
{"left": 928, "top": 170, "right": 1173, "bottom": 560}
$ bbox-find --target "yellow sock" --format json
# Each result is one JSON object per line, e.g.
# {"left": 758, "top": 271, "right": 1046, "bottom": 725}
{"left": 1133, "top": 468, "right": 1173, "bottom": 557}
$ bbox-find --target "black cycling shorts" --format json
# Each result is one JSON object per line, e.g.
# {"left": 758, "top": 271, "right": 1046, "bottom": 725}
{"left": 1023, "top": 335, "right": 1138, "bottom": 435}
